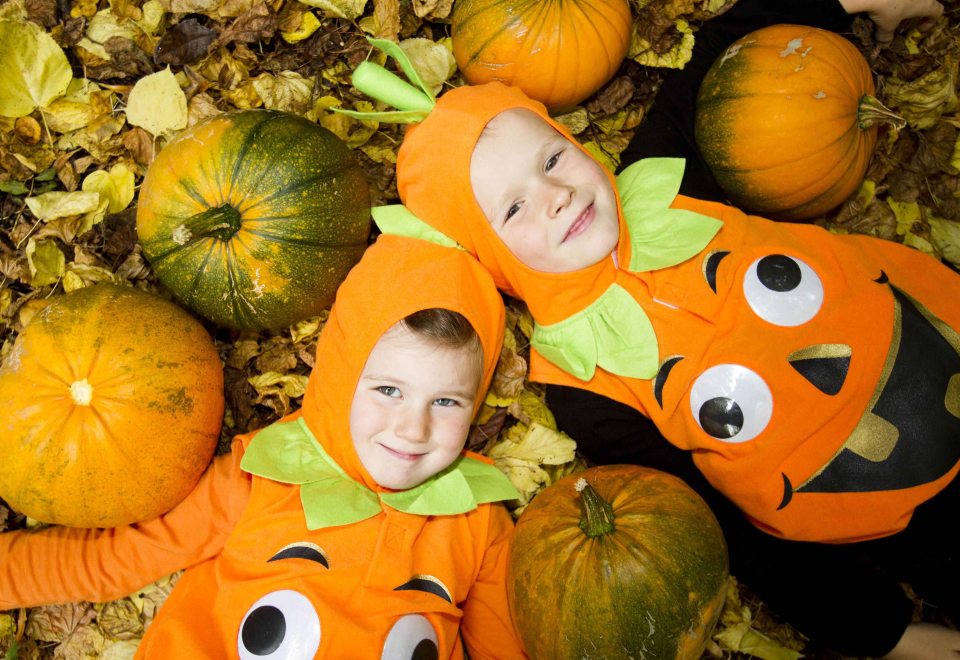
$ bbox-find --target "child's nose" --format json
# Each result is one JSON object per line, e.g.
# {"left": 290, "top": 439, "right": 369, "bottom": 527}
{"left": 546, "top": 183, "right": 574, "bottom": 218}
{"left": 394, "top": 405, "right": 430, "bottom": 443}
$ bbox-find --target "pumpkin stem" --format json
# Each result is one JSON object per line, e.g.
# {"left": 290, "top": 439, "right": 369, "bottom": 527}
{"left": 181, "top": 204, "right": 243, "bottom": 242}
{"left": 576, "top": 477, "right": 615, "bottom": 537}
{"left": 858, "top": 95, "right": 906, "bottom": 131}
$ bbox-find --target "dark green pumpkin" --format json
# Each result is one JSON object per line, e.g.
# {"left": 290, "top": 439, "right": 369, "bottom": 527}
{"left": 508, "top": 465, "right": 729, "bottom": 659}
{"left": 136, "top": 110, "right": 371, "bottom": 330}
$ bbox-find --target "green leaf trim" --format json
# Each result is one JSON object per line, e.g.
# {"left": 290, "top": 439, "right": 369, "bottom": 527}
{"left": 617, "top": 158, "right": 723, "bottom": 272}
{"left": 532, "top": 284, "right": 659, "bottom": 381}
{"left": 240, "top": 418, "right": 517, "bottom": 529}
{"left": 372, "top": 205, "right": 464, "bottom": 250}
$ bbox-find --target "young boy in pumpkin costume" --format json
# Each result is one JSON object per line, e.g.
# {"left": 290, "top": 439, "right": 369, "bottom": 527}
{"left": 351, "top": 0, "right": 960, "bottom": 656}
{"left": 0, "top": 235, "right": 528, "bottom": 659}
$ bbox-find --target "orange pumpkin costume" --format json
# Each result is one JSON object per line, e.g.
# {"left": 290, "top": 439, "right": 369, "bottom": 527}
{"left": 0, "top": 234, "right": 527, "bottom": 659}
{"left": 391, "top": 82, "right": 960, "bottom": 544}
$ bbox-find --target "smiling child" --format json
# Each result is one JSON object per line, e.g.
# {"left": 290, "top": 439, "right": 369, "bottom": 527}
{"left": 380, "top": 0, "right": 960, "bottom": 656}
{"left": 0, "top": 234, "right": 527, "bottom": 660}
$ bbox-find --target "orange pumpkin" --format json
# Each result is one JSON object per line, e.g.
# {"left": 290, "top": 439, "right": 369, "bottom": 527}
{"left": 0, "top": 284, "right": 224, "bottom": 528}
{"left": 695, "top": 24, "right": 901, "bottom": 220}
{"left": 451, "top": 0, "right": 633, "bottom": 112}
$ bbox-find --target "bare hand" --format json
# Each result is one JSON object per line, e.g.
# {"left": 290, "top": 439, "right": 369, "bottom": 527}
{"left": 885, "top": 623, "right": 960, "bottom": 659}
{"left": 839, "top": 0, "right": 945, "bottom": 43}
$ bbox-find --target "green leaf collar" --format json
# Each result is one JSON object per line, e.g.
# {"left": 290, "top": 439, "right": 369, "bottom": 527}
{"left": 530, "top": 158, "right": 722, "bottom": 381}
{"left": 240, "top": 418, "right": 519, "bottom": 529}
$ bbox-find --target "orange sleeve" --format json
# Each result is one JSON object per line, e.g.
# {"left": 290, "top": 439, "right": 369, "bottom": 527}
{"left": 459, "top": 504, "right": 528, "bottom": 660}
{"left": 0, "top": 440, "right": 251, "bottom": 609}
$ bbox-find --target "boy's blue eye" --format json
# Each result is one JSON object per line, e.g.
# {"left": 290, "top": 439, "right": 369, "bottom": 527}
{"left": 545, "top": 150, "right": 562, "bottom": 172}
{"left": 377, "top": 386, "right": 399, "bottom": 397}
{"left": 434, "top": 398, "right": 459, "bottom": 407}
{"left": 505, "top": 202, "right": 521, "bottom": 222}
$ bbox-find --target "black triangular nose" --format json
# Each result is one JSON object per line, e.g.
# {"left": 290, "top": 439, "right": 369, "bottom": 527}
{"left": 788, "top": 344, "right": 852, "bottom": 395}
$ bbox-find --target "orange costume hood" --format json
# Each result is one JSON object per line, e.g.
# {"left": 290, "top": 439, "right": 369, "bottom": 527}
{"left": 0, "top": 235, "right": 526, "bottom": 659}
{"left": 392, "top": 81, "right": 960, "bottom": 544}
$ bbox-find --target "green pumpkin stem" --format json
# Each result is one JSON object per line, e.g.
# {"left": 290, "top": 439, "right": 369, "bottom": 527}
{"left": 576, "top": 477, "right": 615, "bottom": 537}
{"left": 181, "top": 204, "right": 243, "bottom": 242}
{"left": 858, "top": 94, "right": 906, "bottom": 131}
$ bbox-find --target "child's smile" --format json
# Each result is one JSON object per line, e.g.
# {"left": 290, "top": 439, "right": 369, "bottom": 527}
{"left": 470, "top": 109, "right": 620, "bottom": 273}
{"left": 349, "top": 322, "right": 483, "bottom": 490}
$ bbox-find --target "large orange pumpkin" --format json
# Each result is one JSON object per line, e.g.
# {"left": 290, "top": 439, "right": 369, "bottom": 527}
{"left": 695, "top": 24, "right": 901, "bottom": 221}
{"left": 0, "top": 284, "right": 224, "bottom": 528}
{"left": 136, "top": 109, "right": 371, "bottom": 331}
{"left": 508, "top": 465, "right": 729, "bottom": 659}
{"left": 450, "top": 0, "right": 633, "bottom": 112}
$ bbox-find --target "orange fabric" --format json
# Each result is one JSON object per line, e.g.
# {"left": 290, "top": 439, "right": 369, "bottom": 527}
{"left": 0, "top": 235, "right": 526, "bottom": 659}
{"left": 395, "top": 82, "right": 960, "bottom": 543}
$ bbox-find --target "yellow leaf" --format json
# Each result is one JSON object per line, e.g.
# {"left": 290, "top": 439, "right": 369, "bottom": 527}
{"left": 554, "top": 107, "right": 590, "bottom": 135}
{"left": 26, "top": 238, "right": 66, "bottom": 287}
{"left": 252, "top": 71, "right": 315, "bottom": 114}
{"left": 886, "top": 199, "right": 921, "bottom": 236}
{"left": 281, "top": 10, "right": 321, "bottom": 43}
{"left": 25, "top": 190, "right": 101, "bottom": 220}
{"left": 82, "top": 164, "right": 135, "bottom": 214}
{"left": 0, "top": 18, "right": 73, "bottom": 117}
{"left": 629, "top": 18, "right": 695, "bottom": 69}
{"left": 714, "top": 623, "right": 802, "bottom": 660}
{"left": 298, "top": 0, "right": 368, "bottom": 20}
{"left": 248, "top": 372, "right": 310, "bottom": 398}
{"left": 44, "top": 98, "right": 98, "bottom": 133}
{"left": 930, "top": 216, "right": 960, "bottom": 267}
{"left": 86, "top": 8, "right": 140, "bottom": 44}
{"left": 510, "top": 390, "right": 558, "bottom": 430}
{"left": 903, "top": 232, "right": 935, "bottom": 254}
{"left": 125, "top": 67, "right": 188, "bottom": 136}
{"left": 138, "top": 0, "right": 166, "bottom": 34}
{"left": 487, "top": 422, "right": 577, "bottom": 466}
{"left": 399, "top": 37, "right": 456, "bottom": 94}
{"left": 583, "top": 141, "right": 618, "bottom": 173}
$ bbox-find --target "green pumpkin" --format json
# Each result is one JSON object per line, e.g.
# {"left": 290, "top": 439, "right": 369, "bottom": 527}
{"left": 508, "top": 465, "right": 729, "bottom": 659}
{"left": 136, "top": 109, "right": 371, "bottom": 330}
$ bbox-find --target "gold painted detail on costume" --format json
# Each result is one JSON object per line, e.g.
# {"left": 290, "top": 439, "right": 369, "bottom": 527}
{"left": 788, "top": 344, "right": 852, "bottom": 362}
{"left": 799, "top": 296, "right": 901, "bottom": 488}
{"left": 947, "top": 374, "right": 960, "bottom": 419}
{"left": 843, "top": 412, "right": 900, "bottom": 462}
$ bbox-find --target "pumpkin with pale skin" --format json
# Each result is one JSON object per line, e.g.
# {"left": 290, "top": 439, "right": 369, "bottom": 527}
{"left": 508, "top": 465, "right": 729, "bottom": 659}
{"left": 451, "top": 0, "right": 633, "bottom": 112}
{"left": 695, "top": 24, "right": 901, "bottom": 220}
{"left": 0, "top": 284, "right": 224, "bottom": 528}
{"left": 136, "top": 109, "right": 371, "bottom": 331}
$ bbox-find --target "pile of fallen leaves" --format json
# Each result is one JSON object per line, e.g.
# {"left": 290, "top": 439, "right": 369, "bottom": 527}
{"left": 1, "top": 0, "right": 958, "bottom": 656}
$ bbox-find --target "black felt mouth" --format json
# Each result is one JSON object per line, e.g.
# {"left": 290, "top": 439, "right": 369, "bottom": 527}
{"left": 778, "top": 286, "right": 960, "bottom": 510}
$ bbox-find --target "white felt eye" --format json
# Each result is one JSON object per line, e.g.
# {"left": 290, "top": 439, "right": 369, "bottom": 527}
{"left": 743, "top": 254, "right": 823, "bottom": 326}
{"left": 381, "top": 614, "right": 439, "bottom": 660}
{"left": 238, "top": 590, "right": 321, "bottom": 660}
{"left": 690, "top": 364, "right": 772, "bottom": 443}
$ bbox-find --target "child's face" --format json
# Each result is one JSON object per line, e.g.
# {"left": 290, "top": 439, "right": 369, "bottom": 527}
{"left": 349, "top": 322, "right": 484, "bottom": 490}
{"left": 470, "top": 109, "right": 620, "bottom": 273}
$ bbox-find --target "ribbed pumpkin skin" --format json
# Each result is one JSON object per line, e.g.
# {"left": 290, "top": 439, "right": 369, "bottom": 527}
{"left": 695, "top": 25, "right": 878, "bottom": 221}
{"left": 508, "top": 465, "right": 729, "bottom": 659}
{"left": 136, "top": 109, "right": 371, "bottom": 330}
{"left": 0, "top": 284, "right": 224, "bottom": 528}
{"left": 451, "top": 0, "right": 633, "bottom": 111}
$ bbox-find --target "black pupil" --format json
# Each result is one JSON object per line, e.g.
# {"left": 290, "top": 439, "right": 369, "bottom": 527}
{"left": 757, "top": 255, "right": 801, "bottom": 292}
{"left": 241, "top": 605, "right": 286, "bottom": 656}
{"left": 700, "top": 397, "right": 744, "bottom": 439}
{"left": 412, "top": 639, "right": 439, "bottom": 660}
